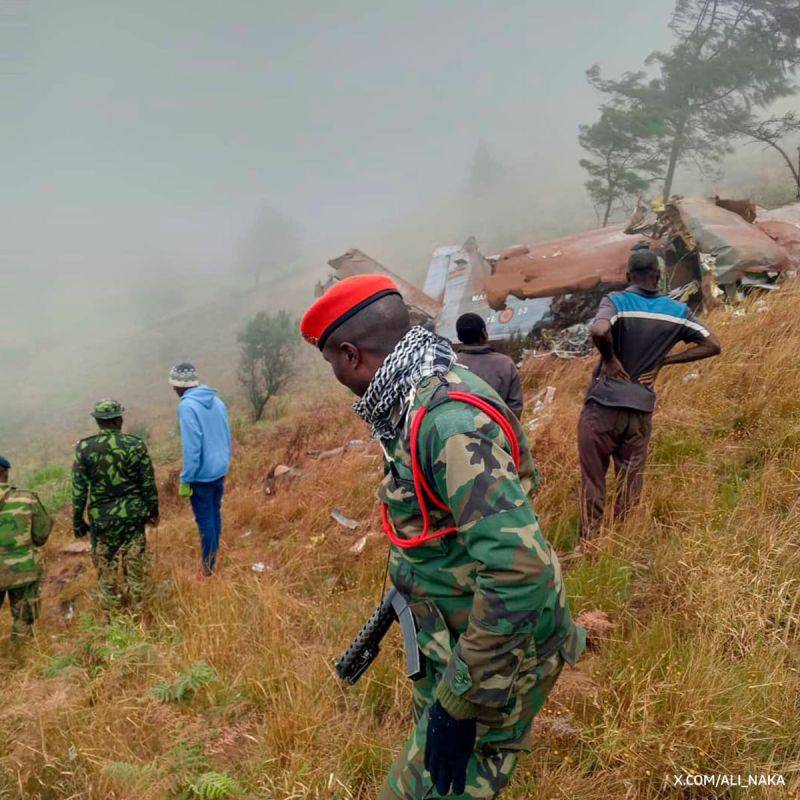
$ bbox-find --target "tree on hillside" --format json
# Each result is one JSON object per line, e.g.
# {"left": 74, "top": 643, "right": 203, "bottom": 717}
{"left": 237, "top": 203, "right": 302, "bottom": 289}
{"left": 728, "top": 112, "right": 800, "bottom": 199}
{"left": 584, "top": 0, "right": 800, "bottom": 198}
{"left": 579, "top": 106, "right": 666, "bottom": 226}
{"left": 237, "top": 310, "right": 299, "bottom": 422}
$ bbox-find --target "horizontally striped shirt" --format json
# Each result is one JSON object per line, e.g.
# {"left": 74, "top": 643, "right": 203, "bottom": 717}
{"left": 585, "top": 286, "right": 710, "bottom": 413}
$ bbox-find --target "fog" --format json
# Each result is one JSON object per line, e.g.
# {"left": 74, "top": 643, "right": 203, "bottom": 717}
{"left": 0, "top": 0, "right": 790, "bottom": 444}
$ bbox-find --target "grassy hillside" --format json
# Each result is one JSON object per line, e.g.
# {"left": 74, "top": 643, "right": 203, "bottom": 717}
{"left": 1, "top": 288, "right": 799, "bottom": 799}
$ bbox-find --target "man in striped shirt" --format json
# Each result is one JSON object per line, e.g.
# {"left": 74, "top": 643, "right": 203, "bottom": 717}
{"left": 578, "top": 246, "right": 721, "bottom": 540}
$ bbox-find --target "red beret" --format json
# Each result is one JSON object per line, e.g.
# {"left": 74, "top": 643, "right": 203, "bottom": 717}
{"left": 300, "top": 274, "right": 401, "bottom": 349}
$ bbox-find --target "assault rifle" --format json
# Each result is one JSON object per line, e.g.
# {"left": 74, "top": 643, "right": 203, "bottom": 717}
{"left": 335, "top": 588, "right": 425, "bottom": 684}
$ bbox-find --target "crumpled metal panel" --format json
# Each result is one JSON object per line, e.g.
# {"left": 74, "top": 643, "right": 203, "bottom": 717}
{"left": 757, "top": 201, "right": 800, "bottom": 227}
{"left": 670, "top": 198, "right": 789, "bottom": 284}
{"left": 484, "top": 225, "right": 645, "bottom": 310}
{"left": 422, "top": 245, "right": 460, "bottom": 304}
{"left": 327, "top": 249, "right": 442, "bottom": 319}
{"left": 756, "top": 220, "right": 800, "bottom": 268}
{"left": 430, "top": 238, "right": 550, "bottom": 341}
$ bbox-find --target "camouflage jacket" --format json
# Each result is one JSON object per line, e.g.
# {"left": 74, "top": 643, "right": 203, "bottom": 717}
{"left": 72, "top": 431, "right": 159, "bottom": 532}
{"left": 379, "top": 366, "right": 585, "bottom": 728}
{"left": 0, "top": 483, "right": 52, "bottom": 589}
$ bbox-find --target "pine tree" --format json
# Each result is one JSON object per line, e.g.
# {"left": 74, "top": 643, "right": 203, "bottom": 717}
{"left": 585, "top": 1, "right": 800, "bottom": 198}
{"left": 579, "top": 106, "right": 666, "bottom": 226}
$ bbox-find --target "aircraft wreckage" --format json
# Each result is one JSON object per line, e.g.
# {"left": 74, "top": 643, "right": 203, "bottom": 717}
{"left": 316, "top": 197, "right": 800, "bottom": 349}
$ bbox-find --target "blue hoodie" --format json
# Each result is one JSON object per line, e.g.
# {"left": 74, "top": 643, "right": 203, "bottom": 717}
{"left": 178, "top": 385, "right": 232, "bottom": 484}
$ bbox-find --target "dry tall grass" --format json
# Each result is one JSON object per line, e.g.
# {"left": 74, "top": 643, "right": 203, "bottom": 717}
{"left": 1, "top": 291, "right": 799, "bottom": 799}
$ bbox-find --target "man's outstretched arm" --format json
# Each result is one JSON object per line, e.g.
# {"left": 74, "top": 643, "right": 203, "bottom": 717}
{"left": 661, "top": 332, "right": 722, "bottom": 365}
{"left": 639, "top": 323, "right": 721, "bottom": 387}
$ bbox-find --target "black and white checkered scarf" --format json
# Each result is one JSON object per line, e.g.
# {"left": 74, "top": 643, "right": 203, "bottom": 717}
{"left": 354, "top": 326, "right": 456, "bottom": 441}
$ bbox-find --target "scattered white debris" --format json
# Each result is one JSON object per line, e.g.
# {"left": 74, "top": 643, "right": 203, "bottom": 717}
{"left": 349, "top": 536, "right": 368, "bottom": 555}
{"left": 241, "top": 529, "right": 253, "bottom": 538}
{"left": 308, "top": 446, "right": 346, "bottom": 459}
{"left": 60, "top": 600, "right": 75, "bottom": 623}
{"left": 733, "top": 309, "right": 747, "bottom": 317}
{"left": 683, "top": 372, "right": 700, "bottom": 383}
{"left": 331, "top": 509, "right": 359, "bottom": 529}
{"left": 348, "top": 439, "right": 369, "bottom": 447}
{"left": 251, "top": 562, "right": 266, "bottom": 573}
{"left": 526, "top": 386, "right": 557, "bottom": 432}
{"left": 265, "top": 464, "right": 302, "bottom": 495}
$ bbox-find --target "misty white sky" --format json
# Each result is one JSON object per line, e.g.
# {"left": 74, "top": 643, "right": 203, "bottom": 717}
{"left": 2, "top": 0, "right": 674, "bottom": 278}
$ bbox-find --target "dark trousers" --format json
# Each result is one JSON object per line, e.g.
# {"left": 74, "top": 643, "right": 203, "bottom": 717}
{"left": 189, "top": 477, "right": 225, "bottom": 574}
{"left": 578, "top": 401, "right": 652, "bottom": 539}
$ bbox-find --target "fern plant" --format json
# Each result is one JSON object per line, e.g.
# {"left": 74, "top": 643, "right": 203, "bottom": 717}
{"left": 103, "top": 741, "right": 212, "bottom": 799}
{"left": 151, "top": 660, "right": 219, "bottom": 703}
{"left": 183, "top": 771, "right": 243, "bottom": 799}
{"left": 41, "top": 653, "right": 80, "bottom": 678}
{"left": 79, "top": 612, "right": 150, "bottom": 665}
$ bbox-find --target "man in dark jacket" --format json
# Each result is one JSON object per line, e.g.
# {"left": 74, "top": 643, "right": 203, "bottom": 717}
{"left": 579, "top": 246, "right": 721, "bottom": 539}
{"left": 455, "top": 313, "right": 524, "bottom": 417}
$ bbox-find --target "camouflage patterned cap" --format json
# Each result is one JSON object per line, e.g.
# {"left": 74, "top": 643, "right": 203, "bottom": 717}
{"left": 91, "top": 399, "right": 125, "bottom": 420}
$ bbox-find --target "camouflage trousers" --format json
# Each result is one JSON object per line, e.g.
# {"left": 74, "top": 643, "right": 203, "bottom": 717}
{"left": 0, "top": 580, "right": 40, "bottom": 638}
{"left": 91, "top": 524, "right": 147, "bottom": 611}
{"left": 378, "top": 651, "right": 564, "bottom": 799}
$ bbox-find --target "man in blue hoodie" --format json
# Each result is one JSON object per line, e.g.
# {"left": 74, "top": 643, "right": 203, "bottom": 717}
{"left": 169, "top": 363, "right": 232, "bottom": 578}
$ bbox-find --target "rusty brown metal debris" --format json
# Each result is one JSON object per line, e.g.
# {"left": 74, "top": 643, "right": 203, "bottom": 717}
{"left": 714, "top": 196, "right": 757, "bottom": 223}
{"left": 484, "top": 226, "right": 647, "bottom": 310}
{"left": 327, "top": 248, "right": 442, "bottom": 320}
{"left": 667, "top": 197, "right": 789, "bottom": 284}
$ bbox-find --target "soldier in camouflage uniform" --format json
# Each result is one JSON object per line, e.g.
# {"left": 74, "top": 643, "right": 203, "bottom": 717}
{"left": 0, "top": 454, "right": 52, "bottom": 638}
{"left": 72, "top": 400, "right": 159, "bottom": 612}
{"left": 301, "top": 276, "right": 585, "bottom": 799}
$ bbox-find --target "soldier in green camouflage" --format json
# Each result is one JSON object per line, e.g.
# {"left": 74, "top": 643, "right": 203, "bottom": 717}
{"left": 300, "top": 276, "right": 585, "bottom": 799}
{"left": 0, "top": 454, "right": 52, "bottom": 638}
{"left": 72, "top": 400, "right": 159, "bottom": 613}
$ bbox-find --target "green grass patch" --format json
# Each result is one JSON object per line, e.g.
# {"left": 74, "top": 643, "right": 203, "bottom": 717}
{"left": 546, "top": 509, "right": 581, "bottom": 551}
{"left": 26, "top": 463, "right": 72, "bottom": 510}
{"left": 649, "top": 429, "right": 706, "bottom": 466}
{"left": 565, "top": 554, "right": 632, "bottom": 616}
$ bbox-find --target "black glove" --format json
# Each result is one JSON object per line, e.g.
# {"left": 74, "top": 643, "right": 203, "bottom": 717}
{"left": 424, "top": 700, "right": 477, "bottom": 796}
{"left": 74, "top": 520, "right": 89, "bottom": 538}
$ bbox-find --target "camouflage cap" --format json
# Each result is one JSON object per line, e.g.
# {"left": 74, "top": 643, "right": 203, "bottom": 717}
{"left": 91, "top": 399, "right": 125, "bottom": 420}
